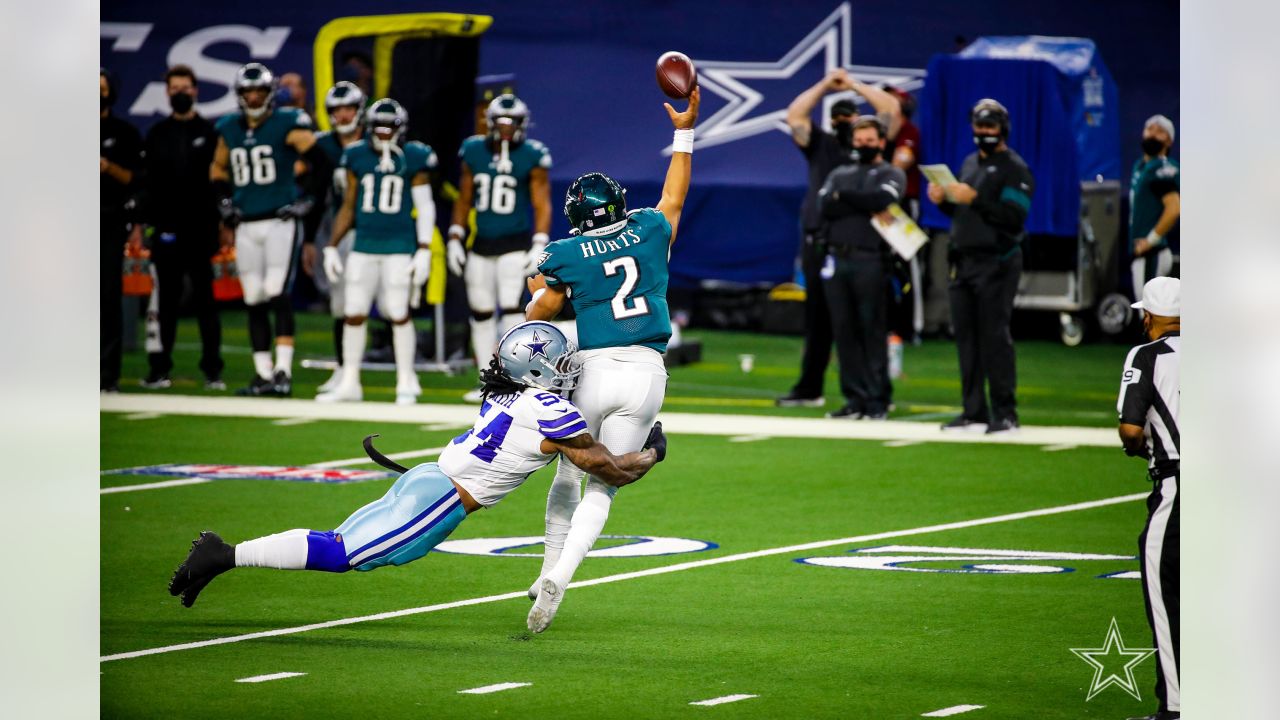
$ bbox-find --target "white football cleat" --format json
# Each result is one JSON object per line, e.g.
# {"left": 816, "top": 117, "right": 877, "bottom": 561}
{"left": 395, "top": 382, "right": 421, "bottom": 406}
{"left": 317, "top": 366, "right": 345, "bottom": 394}
{"left": 462, "top": 387, "right": 485, "bottom": 404}
{"left": 527, "top": 577, "right": 541, "bottom": 601}
{"left": 526, "top": 578, "right": 565, "bottom": 633}
{"left": 316, "top": 383, "right": 362, "bottom": 403}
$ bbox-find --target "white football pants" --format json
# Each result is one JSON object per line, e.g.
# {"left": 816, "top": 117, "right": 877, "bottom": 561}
{"left": 343, "top": 251, "right": 412, "bottom": 321}
{"left": 466, "top": 250, "right": 526, "bottom": 361}
{"left": 235, "top": 218, "right": 299, "bottom": 305}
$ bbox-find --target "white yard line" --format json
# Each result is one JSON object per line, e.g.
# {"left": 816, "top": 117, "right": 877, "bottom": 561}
{"left": 235, "top": 672, "right": 306, "bottom": 684}
{"left": 727, "top": 434, "right": 771, "bottom": 443}
{"left": 690, "top": 694, "right": 758, "bottom": 706}
{"left": 100, "top": 478, "right": 213, "bottom": 494}
{"left": 99, "top": 491, "right": 1145, "bottom": 663}
{"left": 122, "top": 412, "right": 164, "bottom": 421}
{"left": 100, "top": 394, "right": 1119, "bottom": 447}
{"left": 922, "top": 704, "right": 985, "bottom": 717}
{"left": 308, "top": 446, "right": 448, "bottom": 469}
{"left": 884, "top": 439, "right": 925, "bottom": 447}
{"left": 458, "top": 682, "right": 531, "bottom": 695}
{"left": 1041, "top": 444, "right": 1077, "bottom": 452}
{"left": 271, "top": 417, "right": 319, "bottom": 427}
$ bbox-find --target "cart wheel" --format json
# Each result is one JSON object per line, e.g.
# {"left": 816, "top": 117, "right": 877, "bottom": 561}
{"left": 1059, "top": 312, "right": 1085, "bottom": 347}
{"left": 1096, "top": 292, "right": 1133, "bottom": 335}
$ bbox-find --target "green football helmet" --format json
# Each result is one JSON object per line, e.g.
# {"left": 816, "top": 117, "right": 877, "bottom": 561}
{"left": 564, "top": 172, "right": 627, "bottom": 236}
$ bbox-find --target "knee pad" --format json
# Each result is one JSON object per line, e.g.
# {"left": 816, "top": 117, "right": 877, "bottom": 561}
{"left": 271, "top": 294, "right": 295, "bottom": 337}
{"left": 240, "top": 276, "right": 266, "bottom": 306}
{"left": 247, "top": 303, "right": 272, "bottom": 352}
{"left": 471, "top": 310, "right": 495, "bottom": 322}
{"left": 262, "top": 266, "right": 289, "bottom": 299}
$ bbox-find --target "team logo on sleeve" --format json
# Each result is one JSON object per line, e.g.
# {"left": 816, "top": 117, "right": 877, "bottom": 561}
{"left": 535, "top": 251, "right": 550, "bottom": 267}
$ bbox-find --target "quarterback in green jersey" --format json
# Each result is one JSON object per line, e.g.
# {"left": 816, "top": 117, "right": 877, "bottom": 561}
{"left": 316, "top": 98, "right": 436, "bottom": 406}
{"left": 311, "top": 81, "right": 367, "bottom": 395}
{"left": 210, "top": 63, "right": 329, "bottom": 398}
{"left": 447, "top": 94, "right": 554, "bottom": 398}
{"left": 1129, "top": 114, "right": 1180, "bottom": 298}
{"left": 521, "top": 88, "right": 700, "bottom": 633}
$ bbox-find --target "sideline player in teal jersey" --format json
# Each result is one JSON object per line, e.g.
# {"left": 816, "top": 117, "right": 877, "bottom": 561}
{"left": 317, "top": 98, "right": 436, "bottom": 405}
{"left": 447, "top": 94, "right": 554, "bottom": 400}
{"left": 210, "top": 63, "right": 329, "bottom": 397}
{"left": 1129, "top": 114, "right": 1180, "bottom": 299}
{"left": 522, "top": 88, "right": 700, "bottom": 633}
{"left": 309, "top": 81, "right": 367, "bottom": 395}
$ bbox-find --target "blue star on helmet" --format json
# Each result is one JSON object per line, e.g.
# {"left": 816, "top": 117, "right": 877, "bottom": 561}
{"left": 524, "top": 332, "right": 551, "bottom": 361}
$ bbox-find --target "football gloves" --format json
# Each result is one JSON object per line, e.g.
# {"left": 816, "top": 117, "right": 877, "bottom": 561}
{"left": 643, "top": 421, "right": 667, "bottom": 462}
{"left": 408, "top": 248, "right": 431, "bottom": 309}
{"left": 446, "top": 234, "right": 467, "bottom": 276}
{"left": 217, "top": 198, "right": 242, "bottom": 229}
{"left": 322, "top": 246, "right": 343, "bottom": 284}
{"left": 524, "top": 233, "right": 549, "bottom": 276}
{"left": 276, "top": 196, "right": 315, "bottom": 220}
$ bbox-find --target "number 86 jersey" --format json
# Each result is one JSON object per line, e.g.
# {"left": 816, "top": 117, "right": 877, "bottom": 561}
{"left": 538, "top": 208, "right": 673, "bottom": 352}
{"left": 438, "top": 388, "right": 588, "bottom": 507}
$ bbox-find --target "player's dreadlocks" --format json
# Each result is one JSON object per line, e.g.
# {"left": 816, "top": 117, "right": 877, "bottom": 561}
{"left": 478, "top": 355, "right": 526, "bottom": 401}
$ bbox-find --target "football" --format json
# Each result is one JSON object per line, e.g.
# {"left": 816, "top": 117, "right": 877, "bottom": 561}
{"left": 656, "top": 51, "right": 697, "bottom": 99}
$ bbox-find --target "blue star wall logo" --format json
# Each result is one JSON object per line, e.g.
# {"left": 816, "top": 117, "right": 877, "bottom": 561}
{"left": 524, "top": 331, "right": 551, "bottom": 361}
{"left": 665, "top": 3, "right": 926, "bottom": 155}
{"left": 1070, "top": 617, "right": 1156, "bottom": 701}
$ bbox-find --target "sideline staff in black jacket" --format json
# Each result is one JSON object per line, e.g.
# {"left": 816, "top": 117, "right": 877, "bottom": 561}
{"left": 818, "top": 117, "right": 906, "bottom": 420}
{"left": 927, "top": 99, "right": 1034, "bottom": 435}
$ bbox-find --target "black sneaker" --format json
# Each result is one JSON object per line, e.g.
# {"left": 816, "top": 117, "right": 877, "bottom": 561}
{"left": 139, "top": 373, "right": 172, "bottom": 390}
{"left": 986, "top": 417, "right": 1020, "bottom": 435}
{"left": 776, "top": 391, "right": 825, "bottom": 408}
{"left": 860, "top": 411, "right": 889, "bottom": 421}
{"left": 272, "top": 370, "right": 293, "bottom": 397}
{"left": 941, "top": 416, "right": 988, "bottom": 432}
{"left": 169, "top": 531, "right": 235, "bottom": 608}
{"left": 826, "top": 404, "right": 863, "bottom": 419}
{"left": 236, "top": 375, "right": 276, "bottom": 397}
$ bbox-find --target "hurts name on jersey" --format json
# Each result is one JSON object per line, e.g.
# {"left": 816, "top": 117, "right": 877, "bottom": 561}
{"left": 577, "top": 226, "right": 646, "bottom": 259}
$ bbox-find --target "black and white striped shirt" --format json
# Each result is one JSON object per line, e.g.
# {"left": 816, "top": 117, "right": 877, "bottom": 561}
{"left": 1117, "top": 331, "right": 1180, "bottom": 470}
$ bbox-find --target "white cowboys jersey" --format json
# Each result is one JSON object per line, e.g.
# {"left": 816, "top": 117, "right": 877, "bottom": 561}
{"left": 438, "top": 388, "right": 588, "bottom": 506}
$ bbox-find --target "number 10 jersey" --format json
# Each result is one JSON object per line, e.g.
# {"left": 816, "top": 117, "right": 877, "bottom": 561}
{"left": 538, "top": 208, "right": 673, "bottom": 352}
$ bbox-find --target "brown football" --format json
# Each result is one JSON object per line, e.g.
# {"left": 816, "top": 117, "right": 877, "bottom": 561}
{"left": 656, "top": 51, "right": 697, "bottom": 99}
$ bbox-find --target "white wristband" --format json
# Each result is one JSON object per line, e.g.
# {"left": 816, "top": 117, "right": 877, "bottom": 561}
{"left": 1145, "top": 230, "right": 1163, "bottom": 245}
{"left": 672, "top": 128, "right": 694, "bottom": 154}
{"left": 448, "top": 224, "right": 466, "bottom": 241}
{"left": 532, "top": 232, "right": 549, "bottom": 247}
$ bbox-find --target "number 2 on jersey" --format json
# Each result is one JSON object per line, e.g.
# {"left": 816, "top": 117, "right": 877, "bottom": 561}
{"left": 603, "top": 256, "right": 649, "bottom": 320}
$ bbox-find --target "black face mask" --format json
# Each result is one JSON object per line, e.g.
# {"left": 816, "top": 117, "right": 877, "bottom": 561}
{"left": 974, "top": 133, "right": 1001, "bottom": 153}
{"left": 170, "top": 92, "right": 194, "bottom": 114}
{"left": 1141, "top": 137, "right": 1165, "bottom": 156}
{"left": 833, "top": 121, "right": 853, "bottom": 148}
{"left": 854, "top": 146, "right": 880, "bottom": 164}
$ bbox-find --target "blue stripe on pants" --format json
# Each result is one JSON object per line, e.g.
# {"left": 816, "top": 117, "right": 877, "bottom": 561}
{"left": 334, "top": 462, "right": 468, "bottom": 572}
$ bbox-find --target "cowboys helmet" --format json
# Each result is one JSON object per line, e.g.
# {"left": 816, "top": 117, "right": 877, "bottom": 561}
{"left": 234, "top": 63, "right": 276, "bottom": 120}
{"left": 564, "top": 172, "right": 627, "bottom": 236}
{"left": 485, "top": 94, "right": 529, "bottom": 147}
{"left": 325, "top": 81, "right": 366, "bottom": 135}
{"left": 495, "top": 321, "right": 580, "bottom": 394}
{"left": 365, "top": 98, "right": 408, "bottom": 152}
{"left": 971, "top": 98, "right": 1010, "bottom": 138}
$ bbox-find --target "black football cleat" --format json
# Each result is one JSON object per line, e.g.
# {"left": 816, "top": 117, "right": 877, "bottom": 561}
{"left": 236, "top": 375, "right": 277, "bottom": 397}
{"left": 272, "top": 369, "right": 292, "bottom": 397}
{"left": 169, "top": 531, "right": 235, "bottom": 607}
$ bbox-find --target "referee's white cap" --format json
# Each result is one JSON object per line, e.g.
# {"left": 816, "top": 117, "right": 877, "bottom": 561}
{"left": 1132, "top": 276, "right": 1180, "bottom": 316}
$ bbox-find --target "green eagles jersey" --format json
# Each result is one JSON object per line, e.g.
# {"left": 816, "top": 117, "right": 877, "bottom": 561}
{"left": 313, "top": 130, "right": 348, "bottom": 211}
{"left": 538, "top": 208, "right": 672, "bottom": 352}
{"left": 1129, "top": 156, "right": 1179, "bottom": 246}
{"left": 459, "top": 135, "right": 551, "bottom": 240}
{"left": 215, "top": 107, "right": 312, "bottom": 218}
{"left": 340, "top": 140, "right": 437, "bottom": 255}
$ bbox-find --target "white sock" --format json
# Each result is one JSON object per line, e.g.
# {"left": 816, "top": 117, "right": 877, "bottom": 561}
{"left": 546, "top": 488, "right": 613, "bottom": 588}
{"left": 340, "top": 323, "right": 367, "bottom": 388}
{"left": 234, "top": 529, "right": 309, "bottom": 570}
{"left": 470, "top": 316, "right": 497, "bottom": 367}
{"left": 252, "top": 351, "right": 273, "bottom": 380}
{"left": 274, "top": 344, "right": 294, "bottom": 376}
{"left": 392, "top": 322, "right": 418, "bottom": 390}
{"left": 540, "top": 459, "right": 583, "bottom": 581}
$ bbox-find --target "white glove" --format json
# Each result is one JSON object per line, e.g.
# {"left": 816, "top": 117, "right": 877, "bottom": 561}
{"left": 409, "top": 247, "right": 431, "bottom": 289}
{"left": 322, "top": 246, "right": 344, "bottom": 284}
{"left": 447, "top": 238, "right": 467, "bottom": 276}
{"left": 524, "top": 233, "right": 549, "bottom": 276}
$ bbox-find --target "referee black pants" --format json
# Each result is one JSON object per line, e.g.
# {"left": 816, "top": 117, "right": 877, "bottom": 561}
{"left": 147, "top": 227, "right": 223, "bottom": 380}
{"left": 823, "top": 252, "right": 892, "bottom": 415}
{"left": 790, "top": 233, "right": 834, "bottom": 399}
{"left": 1138, "top": 473, "right": 1180, "bottom": 713}
{"left": 948, "top": 250, "right": 1021, "bottom": 424}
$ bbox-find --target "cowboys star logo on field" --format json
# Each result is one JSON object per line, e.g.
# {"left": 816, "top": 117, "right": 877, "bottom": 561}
{"left": 1070, "top": 617, "right": 1156, "bottom": 701}
{"left": 664, "top": 2, "right": 926, "bottom": 154}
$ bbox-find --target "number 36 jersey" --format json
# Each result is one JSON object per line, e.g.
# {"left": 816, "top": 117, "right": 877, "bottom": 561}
{"left": 538, "top": 208, "right": 673, "bottom": 352}
{"left": 458, "top": 135, "right": 552, "bottom": 249}
{"left": 438, "top": 388, "right": 588, "bottom": 507}
{"left": 215, "top": 107, "right": 312, "bottom": 218}
{"left": 340, "top": 139, "right": 438, "bottom": 255}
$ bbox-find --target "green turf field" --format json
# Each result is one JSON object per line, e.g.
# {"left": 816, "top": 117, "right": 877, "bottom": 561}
{"left": 100, "top": 366, "right": 1165, "bottom": 719}
{"left": 116, "top": 310, "right": 1129, "bottom": 426}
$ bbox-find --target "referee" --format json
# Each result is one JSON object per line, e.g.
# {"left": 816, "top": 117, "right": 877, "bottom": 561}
{"left": 1117, "top": 276, "right": 1180, "bottom": 720}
